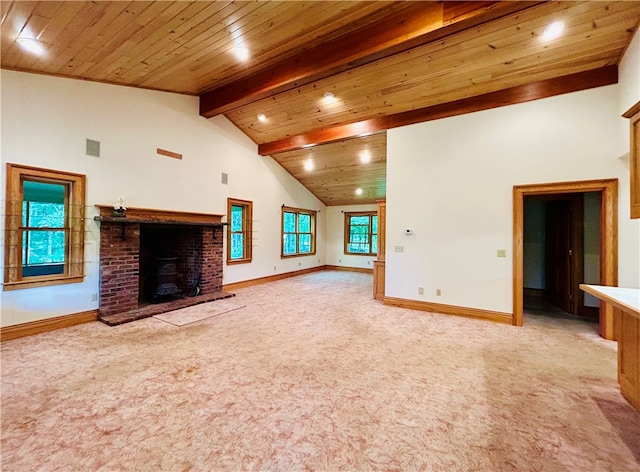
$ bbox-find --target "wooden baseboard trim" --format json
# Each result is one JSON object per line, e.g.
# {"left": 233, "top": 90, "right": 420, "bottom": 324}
{"left": 1, "top": 309, "right": 98, "bottom": 342}
{"left": 580, "top": 305, "right": 600, "bottom": 319}
{"left": 384, "top": 297, "right": 513, "bottom": 325}
{"left": 523, "top": 288, "right": 545, "bottom": 298}
{"left": 223, "top": 265, "right": 327, "bottom": 291}
{"left": 325, "top": 265, "right": 373, "bottom": 274}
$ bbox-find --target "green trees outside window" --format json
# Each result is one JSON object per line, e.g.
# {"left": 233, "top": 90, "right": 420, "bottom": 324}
{"left": 4, "top": 164, "right": 86, "bottom": 290}
{"left": 227, "top": 198, "right": 252, "bottom": 264}
{"left": 344, "top": 212, "right": 377, "bottom": 255}
{"left": 282, "top": 207, "right": 316, "bottom": 257}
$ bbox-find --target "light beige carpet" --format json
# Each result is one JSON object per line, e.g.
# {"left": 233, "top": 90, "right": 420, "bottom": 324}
{"left": 153, "top": 299, "right": 245, "bottom": 327}
{"left": 1, "top": 271, "right": 639, "bottom": 471}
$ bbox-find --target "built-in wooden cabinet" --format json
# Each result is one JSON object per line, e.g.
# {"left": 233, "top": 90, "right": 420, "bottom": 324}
{"left": 373, "top": 201, "right": 386, "bottom": 300}
{"left": 617, "top": 307, "right": 640, "bottom": 410}
{"left": 581, "top": 284, "right": 640, "bottom": 413}
{"left": 623, "top": 101, "right": 640, "bottom": 219}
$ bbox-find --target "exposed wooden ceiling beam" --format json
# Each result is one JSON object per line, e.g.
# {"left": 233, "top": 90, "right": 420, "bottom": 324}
{"left": 258, "top": 66, "right": 618, "bottom": 156}
{"left": 199, "top": 1, "right": 543, "bottom": 118}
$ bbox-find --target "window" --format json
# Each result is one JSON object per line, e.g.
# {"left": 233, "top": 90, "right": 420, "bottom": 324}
{"left": 226, "top": 198, "right": 252, "bottom": 264}
{"left": 344, "top": 211, "right": 377, "bottom": 255}
{"left": 281, "top": 206, "right": 316, "bottom": 257}
{"left": 4, "top": 164, "right": 86, "bottom": 290}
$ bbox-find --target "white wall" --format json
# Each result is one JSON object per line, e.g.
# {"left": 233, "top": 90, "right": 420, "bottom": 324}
{"left": 619, "top": 26, "right": 640, "bottom": 115}
{"left": 618, "top": 24, "right": 640, "bottom": 289}
{"left": 387, "top": 84, "right": 640, "bottom": 314}
{"left": 326, "top": 204, "right": 378, "bottom": 269}
{"left": 0, "top": 70, "right": 326, "bottom": 327}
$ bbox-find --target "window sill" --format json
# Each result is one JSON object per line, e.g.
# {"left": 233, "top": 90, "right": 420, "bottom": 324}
{"left": 280, "top": 253, "right": 317, "bottom": 259}
{"left": 227, "top": 259, "right": 252, "bottom": 265}
{"left": 344, "top": 252, "right": 377, "bottom": 257}
{"left": 3, "top": 275, "right": 85, "bottom": 291}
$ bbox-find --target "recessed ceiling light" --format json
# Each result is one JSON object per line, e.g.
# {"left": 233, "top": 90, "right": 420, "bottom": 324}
{"left": 304, "top": 159, "right": 314, "bottom": 171}
{"left": 16, "top": 37, "right": 44, "bottom": 56}
{"left": 257, "top": 113, "right": 267, "bottom": 122}
{"left": 542, "top": 21, "right": 565, "bottom": 41}
{"left": 323, "top": 92, "right": 336, "bottom": 104}
{"left": 360, "top": 150, "right": 371, "bottom": 164}
{"left": 355, "top": 188, "right": 363, "bottom": 196}
{"left": 233, "top": 46, "right": 250, "bottom": 61}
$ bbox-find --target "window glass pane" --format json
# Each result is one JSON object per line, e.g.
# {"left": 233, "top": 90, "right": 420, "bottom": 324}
{"left": 351, "top": 216, "right": 369, "bottom": 225}
{"left": 283, "top": 234, "right": 297, "bottom": 255}
{"left": 23, "top": 180, "right": 65, "bottom": 204}
{"left": 231, "top": 205, "right": 244, "bottom": 232}
{"left": 22, "top": 230, "right": 66, "bottom": 266}
{"left": 299, "top": 234, "right": 311, "bottom": 253}
{"left": 230, "top": 233, "right": 244, "bottom": 259}
{"left": 299, "top": 213, "right": 311, "bottom": 232}
{"left": 284, "top": 212, "right": 296, "bottom": 233}
{"left": 348, "top": 243, "right": 368, "bottom": 253}
{"left": 23, "top": 201, "right": 65, "bottom": 228}
{"left": 350, "top": 232, "right": 369, "bottom": 244}
{"left": 350, "top": 224, "right": 368, "bottom": 240}
{"left": 372, "top": 216, "right": 378, "bottom": 234}
{"left": 372, "top": 235, "right": 378, "bottom": 253}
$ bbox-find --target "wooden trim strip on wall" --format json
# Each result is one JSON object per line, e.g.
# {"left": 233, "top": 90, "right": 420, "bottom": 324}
{"left": 157, "top": 148, "right": 182, "bottom": 160}
{"left": 384, "top": 296, "right": 513, "bottom": 325}
{"left": 1, "top": 309, "right": 98, "bottom": 342}
{"left": 325, "top": 265, "right": 373, "bottom": 274}
{"left": 223, "top": 266, "right": 327, "bottom": 291}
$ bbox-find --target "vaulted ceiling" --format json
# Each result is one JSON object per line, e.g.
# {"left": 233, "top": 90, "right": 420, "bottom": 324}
{"left": 2, "top": 1, "right": 640, "bottom": 206}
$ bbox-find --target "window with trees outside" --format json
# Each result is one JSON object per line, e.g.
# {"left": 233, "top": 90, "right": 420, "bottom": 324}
{"left": 282, "top": 206, "right": 316, "bottom": 257}
{"left": 344, "top": 211, "right": 378, "bottom": 255}
{"left": 4, "top": 164, "right": 86, "bottom": 290}
{"left": 227, "top": 198, "right": 252, "bottom": 264}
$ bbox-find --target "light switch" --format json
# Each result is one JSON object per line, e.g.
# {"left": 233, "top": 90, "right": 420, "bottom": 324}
{"left": 394, "top": 245, "right": 404, "bottom": 253}
{"left": 497, "top": 249, "right": 507, "bottom": 257}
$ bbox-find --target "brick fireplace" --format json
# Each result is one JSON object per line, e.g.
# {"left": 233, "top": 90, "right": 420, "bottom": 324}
{"left": 95, "top": 206, "right": 230, "bottom": 325}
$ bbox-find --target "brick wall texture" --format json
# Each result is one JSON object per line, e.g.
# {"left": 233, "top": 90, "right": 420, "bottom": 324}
{"left": 99, "top": 222, "right": 223, "bottom": 316}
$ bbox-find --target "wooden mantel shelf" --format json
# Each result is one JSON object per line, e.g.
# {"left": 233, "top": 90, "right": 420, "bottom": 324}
{"left": 94, "top": 205, "right": 225, "bottom": 226}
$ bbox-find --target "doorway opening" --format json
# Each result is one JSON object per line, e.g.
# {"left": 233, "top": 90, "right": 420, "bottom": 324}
{"left": 513, "top": 179, "right": 618, "bottom": 340}
{"left": 523, "top": 192, "right": 600, "bottom": 330}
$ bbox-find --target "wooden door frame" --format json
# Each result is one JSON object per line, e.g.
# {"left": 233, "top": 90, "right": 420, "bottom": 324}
{"left": 513, "top": 179, "right": 618, "bottom": 339}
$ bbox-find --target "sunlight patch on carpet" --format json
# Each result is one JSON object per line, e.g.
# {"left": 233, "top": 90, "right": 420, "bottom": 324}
{"left": 152, "top": 299, "right": 245, "bottom": 326}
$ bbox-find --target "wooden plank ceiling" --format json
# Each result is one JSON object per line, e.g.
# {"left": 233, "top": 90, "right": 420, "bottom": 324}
{"left": 2, "top": 1, "right": 640, "bottom": 206}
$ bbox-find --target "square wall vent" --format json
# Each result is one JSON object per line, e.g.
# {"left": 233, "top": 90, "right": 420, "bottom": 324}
{"left": 86, "top": 139, "right": 100, "bottom": 157}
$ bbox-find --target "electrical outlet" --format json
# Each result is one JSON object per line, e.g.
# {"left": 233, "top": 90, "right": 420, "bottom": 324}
{"left": 339, "top": 259, "right": 341, "bottom": 263}
{"left": 436, "top": 289, "right": 442, "bottom": 296}
{"left": 91, "top": 293, "right": 98, "bottom": 302}
{"left": 299, "top": 262, "right": 301, "bottom": 266}
{"left": 418, "top": 287, "right": 424, "bottom": 295}
{"left": 274, "top": 266, "right": 277, "bottom": 271}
